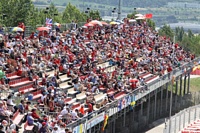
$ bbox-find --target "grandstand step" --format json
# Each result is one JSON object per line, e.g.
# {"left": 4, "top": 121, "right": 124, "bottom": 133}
{"left": 64, "top": 97, "right": 76, "bottom": 105}
{"left": 32, "top": 90, "right": 42, "bottom": 100}
{"left": 8, "top": 75, "right": 22, "bottom": 80}
{"left": 67, "top": 88, "right": 78, "bottom": 97}
{"left": 18, "top": 85, "right": 36, "bottom": 94}
{"left": 10, "top": 79, "right": 35, "bottom": 89}
{"left": 59, "top": 82, "right": 73, "bottom": 90}
{"left": 59, "top": 75, "right": 71, "bottom": 82}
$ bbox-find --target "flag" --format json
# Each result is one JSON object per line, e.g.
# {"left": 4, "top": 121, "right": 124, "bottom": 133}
{"left": 73, "top": 124, "right": 84, "bottom": 133}
{"left": 118, "top": 99, "right": 122, "bottom": 111}
{"left": 102, "top": 115, "right": 108, "bottom": 131}
{"left": 145, "top": 14, "right": 153, "bottom": 19}
{"left": 46, "top": 18, "right": 53, "bottom": 28}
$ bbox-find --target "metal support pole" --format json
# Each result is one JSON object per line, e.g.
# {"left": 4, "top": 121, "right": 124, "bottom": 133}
{"left": 160, "top": 86, "right": 163, "bottom": 116}
{"left": 194, "top": 107, "right": 197, "bottom": 121}
{"left": 117, "top": 0, "right": 122, "bottom": 20}
{"left": 147, "top": 93, "right": 150, "bottom": 124}
{"left": 113, "top": 118, "right": 116, "bottom": 133}
{"left": 179, "top": 113, "right": 181, "bottom": 131}
{"left": 180, "top": 75, "right": 182, "bottom": 96}
{"left": 165, "top": 83, "right": 169, "bottom": 112}
{"left": 189, "top": 109, "right": 191, "bottom": 124}
{"left": 183, "top": 110, "right": 186, "bottom": 128}
{"left": 187, "top": 73, "right": 190, "bottom": 94}
{"left": 168, "top": 81, "right": 173, "bottom": 133}
{"left": 175, "top": 80, "right": 178, "bottom": 112}
{"left": 141, "top": 101, "right": 143, "bottom": 117}
{"left": 174, "top": 115, "right": 177, "bottom": 133}
{"left": 183, "top": 76, "right": 187, "bottom": 95}
{"left": 154, "top": 89, "right": 157, "bottom": 120}
{"left": 123, "top": 107, "right": 126, "bottom": 127}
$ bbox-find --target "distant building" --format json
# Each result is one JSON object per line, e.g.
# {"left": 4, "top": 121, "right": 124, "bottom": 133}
{"left": 167, "top": 2, "right": 200, "bottom": 8}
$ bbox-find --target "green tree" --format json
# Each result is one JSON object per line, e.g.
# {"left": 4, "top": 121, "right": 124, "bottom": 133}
{"left": 158, "top": 24, "right": 174, "bottom": 40}
{"left": 0, "top": 0, "right": 33, "bottom": 26}
{"left": 146, "top": 19, "right": 155, "bottom": 30}
{"left": 89, "top": 10, "right": 102, "bottom": 20}
{"left": 62, "top": 3, "right": 87, "bottom": 23}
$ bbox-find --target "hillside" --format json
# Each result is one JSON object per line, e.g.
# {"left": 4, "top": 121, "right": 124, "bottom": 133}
{"left": 33, "top": 0, "right": 200, "bottom": 27}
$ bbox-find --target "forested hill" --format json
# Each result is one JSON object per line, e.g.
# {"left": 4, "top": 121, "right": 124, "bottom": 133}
{"left": 37, "top": 0, "right": 199, "bottom": 8}
{"left": 82, "top": 0, "right": 174, "bottom": 8}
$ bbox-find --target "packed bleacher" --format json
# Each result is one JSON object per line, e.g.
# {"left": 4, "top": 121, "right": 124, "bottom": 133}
{"left": 0, "top": 18, "right": 195, "bottom": 132}
{"left": 181, "top": 120, "right": 200, "bottom": 133}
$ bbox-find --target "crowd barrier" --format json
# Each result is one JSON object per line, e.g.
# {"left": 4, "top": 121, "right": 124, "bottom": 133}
{"left": 164, "top": 104, "right": 200, "bottom": 133}
{"left": 65, "top": 57, "right": 200, "bottom": 132}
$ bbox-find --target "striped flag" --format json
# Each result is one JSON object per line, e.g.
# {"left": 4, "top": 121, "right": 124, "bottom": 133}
{"left": 102, "top": 115, "right": 108, "bottom": 131}
{"left": 46, "top": 18, "right": 53, "bottom": 28}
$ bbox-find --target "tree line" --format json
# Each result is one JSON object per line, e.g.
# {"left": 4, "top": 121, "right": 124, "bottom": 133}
{"left": 0, "top": 0, "right": 101, "bottom": 27}
{"left": 159, "top": 24, "right": 200, "bottom": 55}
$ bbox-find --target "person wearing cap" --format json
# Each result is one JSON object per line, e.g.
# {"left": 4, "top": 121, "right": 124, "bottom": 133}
{"left": 39, "top": 122, "right": 49, "bottom": 133}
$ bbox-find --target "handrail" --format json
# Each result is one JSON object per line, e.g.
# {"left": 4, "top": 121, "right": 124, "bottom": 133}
{"left": 66, "top": 57, "right": 200, "bottom": 129}
{"left": 164, "top": 104, "right": 200, "bottom": 133}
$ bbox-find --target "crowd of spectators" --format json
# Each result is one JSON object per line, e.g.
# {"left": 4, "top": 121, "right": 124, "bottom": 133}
{"left": 0, "top": 18, "right": 195, "bottom": 132}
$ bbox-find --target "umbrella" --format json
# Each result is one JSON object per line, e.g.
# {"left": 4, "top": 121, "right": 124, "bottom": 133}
{"left": 135, "top": 14, "right": 144, "bottom": 17}
{"left": 54, "top": 23, "right": 61, "bottom": 27}
{"left": 110, "top": 21, "right": 120, "bottom": 25}
{"left": 101, "top": 21, "right": 108, "bottom": 26}
{"left": 136, "top": 16, "right": 146, "bottom": 20}
{"left": 84, "top": 23, "right": 94, "bottom": 27}
{"left": 129, "top": 19, "right": 136, "bottom": 23}
{"left": 89, "top": 20, "right": 103, "bottom": 26}
{"left": 11, "top": 27, "right": 24, "bottom": 32}
{"left": 36, "top": 27, "right": 49, "bottom": 31}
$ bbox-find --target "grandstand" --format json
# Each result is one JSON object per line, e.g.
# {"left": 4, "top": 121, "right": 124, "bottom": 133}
{"left": 0, "top": 18, "right": 198, "bottom": 133}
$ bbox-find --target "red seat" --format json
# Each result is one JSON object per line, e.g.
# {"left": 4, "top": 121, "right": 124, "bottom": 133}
{"left": 12, "top": 110, "right": 24, "bottom": 125}
{"left": 32, "top": 90, "right": 42, "bottom": 100}
{"left": 114, "top": 91, "right": 126, "bottom": 100}
{"left": 24, "top": 121, "right": 34, "bottom": 131}
{"left": 107, "top": 89, "right": 115, "bottom": 96}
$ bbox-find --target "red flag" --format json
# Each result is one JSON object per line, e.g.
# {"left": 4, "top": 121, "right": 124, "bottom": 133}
{"left": 145, "top": 14, "right": 153, "bottom": 19}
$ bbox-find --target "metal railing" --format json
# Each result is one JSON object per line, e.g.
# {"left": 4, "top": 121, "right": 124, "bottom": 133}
{"left": 164, "top": 104, "right": 200, "bottom": 133}
{"left": 66, "top": 57, "right": 200, "bottom": 131}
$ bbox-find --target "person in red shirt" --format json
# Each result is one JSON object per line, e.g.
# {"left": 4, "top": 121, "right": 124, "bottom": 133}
{"left": 31, "top": 108, "right": 40, "bottom": 120}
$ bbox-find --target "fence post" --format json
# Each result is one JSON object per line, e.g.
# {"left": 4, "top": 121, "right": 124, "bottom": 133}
{"left": 174, "top": 115, "right": 176, "bottom": 133}
{"left": 183, "top": 109, "right": 185, "bottom": 128}
{"left": 179, "top": 113, "right": 181, "bottom": 131}
{"left": 188, "top": 108, "right": 191, "bottom": 124}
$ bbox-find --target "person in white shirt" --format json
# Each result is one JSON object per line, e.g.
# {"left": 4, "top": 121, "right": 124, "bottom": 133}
{"left": 70, "top": 109, "right": 79, "bottom": 121}
{"left": 60, "top": 106, "right": 68, "bottom": 116}
{"left": 52, "top": 125, "right": 60, "bottom": 133}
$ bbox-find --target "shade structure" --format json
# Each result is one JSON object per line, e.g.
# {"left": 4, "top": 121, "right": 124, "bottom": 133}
{"left": 135, "top": 16, "right": 146, "bottom": 20}
{"left": 11, "top": 27, "right": 24, "bottom": 32}
{"left": 89, "top": 20, "right": 103, "bottom": 26}
{"left": 101, "top": 21, "right": 108, "bottom": 26}
{"left": 36, "top": 27, "right": 50, "bottom": 31}
{"left": 84, "top": 23, "right": 94, "bottom": 27}
{"left": 110, "top": 21, "right": 120, "bottom": 25}
{"left": 135, "top": 14, "right": 144, "bottom": 17}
